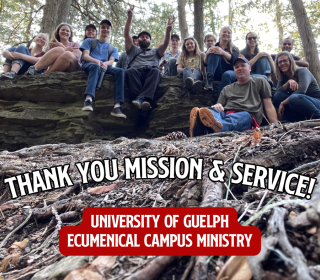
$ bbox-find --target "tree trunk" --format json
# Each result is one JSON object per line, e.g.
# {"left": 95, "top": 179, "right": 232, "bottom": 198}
{"left": 177, "top": 0, "right": 189, "bottom": 40}
{"left": 193, "top": 0, "right": 204, "bottom": 51}
{"left": 228, "top": 0, "right": 233, "bottom": 26}
{"left": 40, "top": 0, "right": 72, "bottom": 39}
{"left": 274, "top": 0, "right": 283, "bottom": 49}
{"left": 290, "top": 0, "right": 320, "bottom": 84}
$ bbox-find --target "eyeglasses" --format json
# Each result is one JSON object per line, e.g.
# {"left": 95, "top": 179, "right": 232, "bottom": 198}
{"left": 247, "top": 36, "right": 257, "bottom": 41}
{"left": 278, "top": 58, "right": 290, "bottom": 65}
{"left": 282, "top": 43, "right": 292, "bottom": 46}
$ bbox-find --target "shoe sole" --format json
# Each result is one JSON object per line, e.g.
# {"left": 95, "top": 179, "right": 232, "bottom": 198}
{"left": 141, "top": 101, "right": 152, "bottom": 111}
{"left": 185, "top": 78, "right": 194, "bottom": 90}
{"left": 199, "top": 108, "right": 223, "bottom": 133}
{"left": 189, "top": 107, "right": 199, "bottom": 137}
{"left": 192, "top": 81, "right": 202, "bottom": 93}
{"left": 82, "top": 107, "right": 93, "bottom": 111}
{"left": 132, "top": 100, "right": 142, "bottom": 110}
{"left": 110, "top": 112, "right": 127, "bottom": 119}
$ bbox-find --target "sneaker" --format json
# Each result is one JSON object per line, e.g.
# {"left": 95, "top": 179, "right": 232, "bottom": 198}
{"left": 205, "top": 73, "right": 213, "bottom": 90}
{"left": 199, "top": 107, "right": 223, "bottom": 133}
{"left": 132, "top": 96, "right": 144, "bottom": 110}
{"left": 110, "top": 107, "right": 127, "bottom": 119}
{"left": 141, "top": 101, "right": 152, "bottom": 111}
{"left": 82, "top": 99, "right": 93, "bottom": 111}
{"left": 25, "top": 66, "right": 42, "bottom": 75}
{"left": 185, "top": 77, "right": 194, "bottom": 90}
{"left": 191, "top": 80, "right": 202, "bottom": 93}
{"left": 1, "top": 71, "right": 16, "bottom": 79}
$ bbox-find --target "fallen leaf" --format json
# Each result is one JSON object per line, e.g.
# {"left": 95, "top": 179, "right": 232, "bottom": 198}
{"left": 88, "top": 182, "right": 119, "bottom": 194}
{"left": 8, "top": 238, "right": 29, "bottom": 253}
{"left": 306, "top": 226, "right": 317, "bottom": 234}
{"left": 216, "top": 256, "right": 252, "bottom": 280}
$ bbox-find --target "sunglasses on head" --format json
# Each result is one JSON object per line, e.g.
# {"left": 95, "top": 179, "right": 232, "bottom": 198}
{"left": 247, "top": 36, "right": 257, "bottom": 40}
{"left": 60, "top": 23, "right": 72, "bottom": 28}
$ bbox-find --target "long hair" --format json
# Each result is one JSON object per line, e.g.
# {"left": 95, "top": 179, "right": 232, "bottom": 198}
{"left": 241, "top": 32, "right": 260, "bottom": 59}
{"left": 32, "top": 33, "right": 49, "bottom": 51}
{"left": 179, "top": 37, "right": 202, "bottom": 67}
{"left": 52, "top": 23, "right": 73, "bottom": 43}
{"left": 275, "top": 51, "right": 298, "bottom": 81}
{"left": 218, "top": 26, "right": 236, "bottom": 53}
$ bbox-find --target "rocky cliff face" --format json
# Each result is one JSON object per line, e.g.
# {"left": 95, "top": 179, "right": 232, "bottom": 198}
{"left": 0, "top": 72, "right": 219, "bottom": 151}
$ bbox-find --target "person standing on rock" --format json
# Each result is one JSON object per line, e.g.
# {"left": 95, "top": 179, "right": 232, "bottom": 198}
{"left": 189, "top": 57, "right": 278, "bottom": 137}
{"left": 80, "top": 19, "right": 126, "bottom": 118}
{"left": 124, "top": 6, "right": 172, "bottom": 111}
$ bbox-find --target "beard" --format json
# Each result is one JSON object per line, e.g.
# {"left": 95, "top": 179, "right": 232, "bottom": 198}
{"left": 139, "top": 40, "right": 151, "bottom": 49}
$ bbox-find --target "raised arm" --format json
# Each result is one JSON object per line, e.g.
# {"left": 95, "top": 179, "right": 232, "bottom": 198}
{"left": 157, "top": 19, "right": 172, "bottom": 57}
{"left": 124, "top": 8, "right": 134, "bottom": 51}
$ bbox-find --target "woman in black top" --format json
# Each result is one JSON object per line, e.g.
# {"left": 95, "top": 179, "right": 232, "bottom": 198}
{"left": 204, "top": 26, "right": 239, "bottom": 94}
{"left": 273, "top": 51, "right": 320, "bottom": 121}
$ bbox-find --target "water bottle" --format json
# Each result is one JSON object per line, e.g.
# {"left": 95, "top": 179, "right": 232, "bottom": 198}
{"left": 96, "top": 68, "right": 107, "bottom": 91}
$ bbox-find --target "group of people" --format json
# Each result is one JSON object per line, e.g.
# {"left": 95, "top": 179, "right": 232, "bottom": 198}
{"left": 1, "top": 7, "right": 320, "bottom": 137}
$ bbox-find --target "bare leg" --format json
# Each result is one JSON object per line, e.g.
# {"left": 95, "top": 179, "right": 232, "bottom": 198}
{"left": 3, "top": 65, "right": 11, "bottom": 73}
{"left": 11, "top": 63, "right": 22, "bottom": 73}
{"left": 45, "top": 52, "right": 80, "bottom": 73}
{"left": 35, "top": 47, "right": 65, "bottom": 70}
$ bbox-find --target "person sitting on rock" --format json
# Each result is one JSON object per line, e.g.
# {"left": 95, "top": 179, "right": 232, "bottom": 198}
{"left": 189, "top": 57, "right": 278, "bottom": 137}
{"left": 204, "top": 33, "right": 217, "bottom": 52}
{"left": 80, "top": 19, "right": 126, "bottom": 118}
{"left": 176, "top": 37, "right": 205, "bottom": 94}
{"left": 273, "top": 51, "right": 320, "bottom": 122}
{"left": 1, "top": 33, "right": 48, "bottom": 79}
{"left": 83, "top": 24, "right": 97, "bottom": 40}
{"left": 204, "top": 26, "right": 239, "bottom": 94}
{"left": 159, "top": 34, "right": 181, "bottom": 76}
{"left": 26, "top": 23, "right": 82, "bottom": 75}
{"left": 124, "top": 6, "right": 171, "bottom": 111}
{"left": 116, "top": 35, "right": 139, "bottom": 70}
{"left": 280, "top": 37, "right": 309, "bottom": 67}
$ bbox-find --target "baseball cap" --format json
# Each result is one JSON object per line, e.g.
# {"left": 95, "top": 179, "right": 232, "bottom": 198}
{"left": 99, "top": 19, "right": 112, "bottom": 28}
{"left": 233, "top": 57, "right": 250, "bottom": 66}
{"left": 85, "top": 24, "right": 96, "bottom": 31}
{"left": 171, "top": 34, "right": 180, "bottom": 40}
{"left": 138, "top": 31, "right": 152, "bottom": 40}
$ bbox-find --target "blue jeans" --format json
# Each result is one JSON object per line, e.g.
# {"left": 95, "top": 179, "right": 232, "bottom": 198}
{"left": 81, "top": 62, "right": 125, "bottom": 104}
{"left": 251, "top": 56, "right": 271, "bottom": 76}
{"left": 3, "top": 46, "right": 32, "bottom": 74}
{"left": 208, "top": 107, "right": 253, "bottom": 132}
{"left": 206, "top": 54, "right": 224, "bottom": 80}
{"left": 179, "top": 66, "right": 202, "bottom": 83}
{"left": 273, "top": 92, "right": 320, "bottom": 121}
{"left": 218, "top": 70, "right": 269, "bottom": 95}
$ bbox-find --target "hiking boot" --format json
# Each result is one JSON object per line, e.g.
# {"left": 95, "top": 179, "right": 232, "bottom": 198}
{"left": 185, "top": 77, "right": 194, "bottom": 90}
{"left": 204, "top": 73, "right": 213, "bottom": 90}
{"left": 132, "top": 96, "right": 144, "bottom": 110}
{"left": 190, "top": 107, "right": 205, "bottom": 137}
{"left": 82, "top": 99, "right": 93, "bottom": 111}
{"left": 191, "top": 80, "right": 202, "bottom": 93}
{"left": 1, "top": 71, "right": 16, "bottom": 79}
{"left": 110, "top": 107, "right": 127, "bottom": 119}
{"left": 25, "top": 66, "right": 42, "bottom": 75}
{"left": 199, "top": 107, "right": 223, "bottom": 133}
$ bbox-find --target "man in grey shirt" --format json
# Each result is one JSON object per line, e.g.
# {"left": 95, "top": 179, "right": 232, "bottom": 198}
{"left": 125, "top": 7, "right": 172, "bottom": 111}
{"left": 159, "top": 34, "right": 181, "bottom": 76}
{"left": 116, "top": 35, "right": 138, "bottom": 70}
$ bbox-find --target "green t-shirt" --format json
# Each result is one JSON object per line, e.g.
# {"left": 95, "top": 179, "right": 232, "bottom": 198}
{"left": 176, "top": 52, "right": 205, "bottom": 69}
{"left": 217, "top": 77, "right": 272, "bottom": 124}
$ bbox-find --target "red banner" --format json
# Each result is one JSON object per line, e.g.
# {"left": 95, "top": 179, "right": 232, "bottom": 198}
{"left": 59, "top": 207, "right": 261, "bottom": 256}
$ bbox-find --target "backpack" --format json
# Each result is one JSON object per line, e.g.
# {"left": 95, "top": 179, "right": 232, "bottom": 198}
{"left": 81, "top": 38, "right": 114, "bottom": 64}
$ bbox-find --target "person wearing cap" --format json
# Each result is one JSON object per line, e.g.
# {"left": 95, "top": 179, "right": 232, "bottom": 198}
{"left": 189, "top": 57, "right": 278, "bottom": 137}
{"left": 124, "top": 7, "right": 172, "bottom": 111}
{"left": 84, "top": 24, "right": 97, "bottom": 40}
{"left": 159, "top": 34, "right": 181, "bottom": 76}
{"left": 80, "top": 19, "right": 126, "bottom": 118}
{"left": 116, "top": 35, "right": 139, "bottom": 70}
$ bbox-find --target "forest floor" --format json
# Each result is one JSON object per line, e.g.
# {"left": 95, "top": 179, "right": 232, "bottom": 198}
{"left": 1, "top": 119, "right": 320, "bottom": 280}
